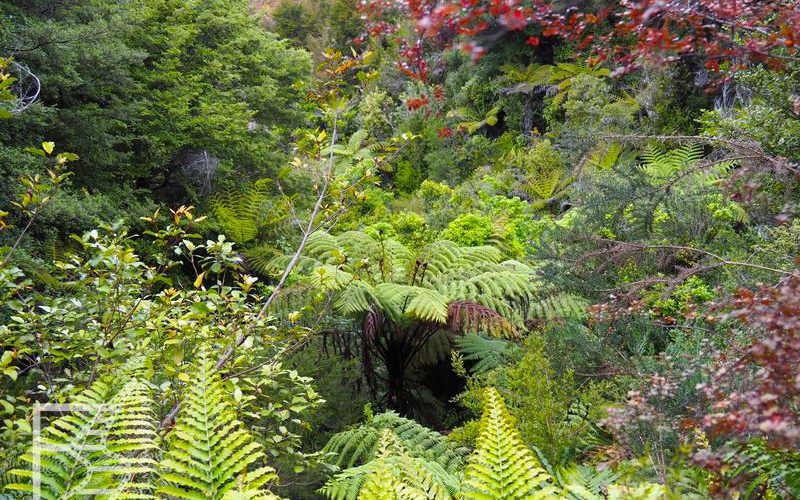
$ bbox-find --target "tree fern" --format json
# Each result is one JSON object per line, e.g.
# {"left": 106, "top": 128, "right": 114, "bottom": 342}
{"left": 157, "top": 351, "right": 279, "bottom": 499}
{"left": 259, "top": 231, "right": 577, "bottom": 410}
{"left": 210, "top": 179, "right": 286, "bottom": 245}
{"left": 462, "top": 388, "right": 559, "bottom": 499}
{"left": 499, "top": 63, "right": 610, "bottom": 105}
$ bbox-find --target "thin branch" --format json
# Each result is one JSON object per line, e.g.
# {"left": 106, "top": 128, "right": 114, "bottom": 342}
{"left": 0, "top": 207, "right": 38, "bottom": 267}
{"left": 161, "top": 112, "right": 342, "bottom": 429}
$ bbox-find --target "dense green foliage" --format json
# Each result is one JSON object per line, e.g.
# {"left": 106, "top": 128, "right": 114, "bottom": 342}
{"left": 1, "top": 0, "right": 800, "bottom": 498}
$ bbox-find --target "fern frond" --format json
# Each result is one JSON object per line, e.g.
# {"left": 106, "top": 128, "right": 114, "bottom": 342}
{"left": 373, "top": 284, "right": 449, "bottom": 324}
{"left": 6, "top": 370, "right": 157, "bottom": 500}
{"left": 211, "top": 180, "right": 281, "bottom": 244}
{"left": 455, "top": 333, "right": 518, "bottom": 374}
{"left": 462, "top": 388, "right": 559, "bottom": 499}
{"left": 587, "top": 142, "right": 622, "bottom": 170}
{"left": 157, "top": 351, "right": 278, "bottom": 499}
{"left": 322, "top": 411, "right": 467, "bottom": 475}
{"left": 561, "top": 465, "right": 623, "bottom": 498}
{"left": 447, "top": 301, "right": 516, "bottom": 338}
{"left": 529, "top": 293, "right": 588, "bottom": 321}
{"left": 322, "top": 429, "right": 458, "bottom": 500}
{"left": 245, "top": 245, "right": 319, "bottom": 277}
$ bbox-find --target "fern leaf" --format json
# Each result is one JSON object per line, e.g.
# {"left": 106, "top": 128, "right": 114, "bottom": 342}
{"left": 455, "top": 333, "right": 518, "bottom": 375}
{"left": 6, "top": 369, "right": 157, "bottom": 499}
{"left": 157, "top": 351, "right": 278, "bottom": 499}
{"left": 462, "top": 388, "right": 559, "bottom": 499}
{"left": 323, "top": 430, "right": 457, "bottom": 500}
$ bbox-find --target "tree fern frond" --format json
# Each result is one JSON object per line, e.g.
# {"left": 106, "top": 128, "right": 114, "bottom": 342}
{"left": 462, "top": 388, "right": 559, "bottom": 499}
{"left": 322, "top": 412, "right": 468, "bottom": 475}
{"left": 244, "top": 245, "right": 318, "bottom": 277}
{"left": 410, "top": 330, "right": 452, "bottom": 368}
{"left": 373, "top": 284, "right": 449, "bottom": 324}
{"left": 211, "top": 180, "right": 282, "bottom": 245}
{"left": 322, "top": 429, "right": 458, "bottom": 500}
{"left": 448, "top": 301, "right": 516, "bottom": 338}
{"left": 455, "top": 333, "right": 519, "bottom": 374}
{"left": 334, "top": 280, "right": 378, "bottom": 315}
{"left": 587, "top": 142, "right": 623, "bottom": 170}
{"left": 308, "top": 264, "right": 356, "bottom": 291}
{"left": 529, "top": 293, "right": 588, "bottom": 321}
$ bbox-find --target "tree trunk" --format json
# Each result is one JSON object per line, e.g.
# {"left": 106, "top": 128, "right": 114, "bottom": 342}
{"left": 385, "top": 335, "right": 409, "bottom": 414}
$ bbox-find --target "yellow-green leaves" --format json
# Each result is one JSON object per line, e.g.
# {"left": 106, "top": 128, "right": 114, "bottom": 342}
{"left": 158, "top": 352, "right": 278, "bottom": 499}
{"left": 462, "top": 388, "right": 559, "bottom": 499}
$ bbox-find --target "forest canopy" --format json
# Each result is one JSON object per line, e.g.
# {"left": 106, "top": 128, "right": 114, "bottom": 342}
{"left": 1, "top": 0, "right": 800, "bottom": 498}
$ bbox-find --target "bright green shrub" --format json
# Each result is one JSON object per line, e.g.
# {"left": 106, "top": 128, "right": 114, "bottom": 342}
{"left": 441, "top": 213, "right": 495, "bottom": 247}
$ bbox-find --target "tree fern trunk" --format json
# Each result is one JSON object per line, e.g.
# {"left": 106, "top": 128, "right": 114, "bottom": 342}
{"left": 523, "top": 94, "right": 535, "bottom": 141}
{"left": 385, "top": 335, "right": 409, "bottom": 415}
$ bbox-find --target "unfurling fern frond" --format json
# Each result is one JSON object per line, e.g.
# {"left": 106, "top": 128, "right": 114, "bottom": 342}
{"left": 462, "top": 388, "right": 559, "bottom": 499}
{"left": 6, "top": 370, "right": 157, "bottom": 500}
{"left": 455, "top": 333, "right": 519, "bottom": 374}
{"left": 321, "top": 429, "right": 459, "bottom": 500}
{"left": 158, "top": 351, "right": 279, "bottom": 499}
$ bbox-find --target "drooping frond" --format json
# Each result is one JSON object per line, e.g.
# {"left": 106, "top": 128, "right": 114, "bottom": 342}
{"left": 245, "top": 245, "right": 318, "bottom": 277}
{"left": 409, "top": 329, "right": 452, "bottom": 368}
{"left": 157, "top": 351, "right": 278, "bottom": 499}
{"left": 462, "top": 388, "right": 559, "bottom": 499}
{"left": 7, "top": 373, "right": 158, "bottom": 500}
{"left": 373, "top": 283, "right": 449, "bottom": 324}
{"left": 448, "top": 301, "right": 516, "bottom": 337}
{"left": 455, "top": 333, "right": 519, "bottom": 375}
{"left": 321, "top": 429, "right": 459, "bottom": 500}
{"left": 334, "top": 280, "right": 378, "bottom": 315}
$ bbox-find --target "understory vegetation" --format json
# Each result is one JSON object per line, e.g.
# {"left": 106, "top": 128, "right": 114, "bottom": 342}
{"left": 1, "top": 0, "right": 799, "bottom": 498}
